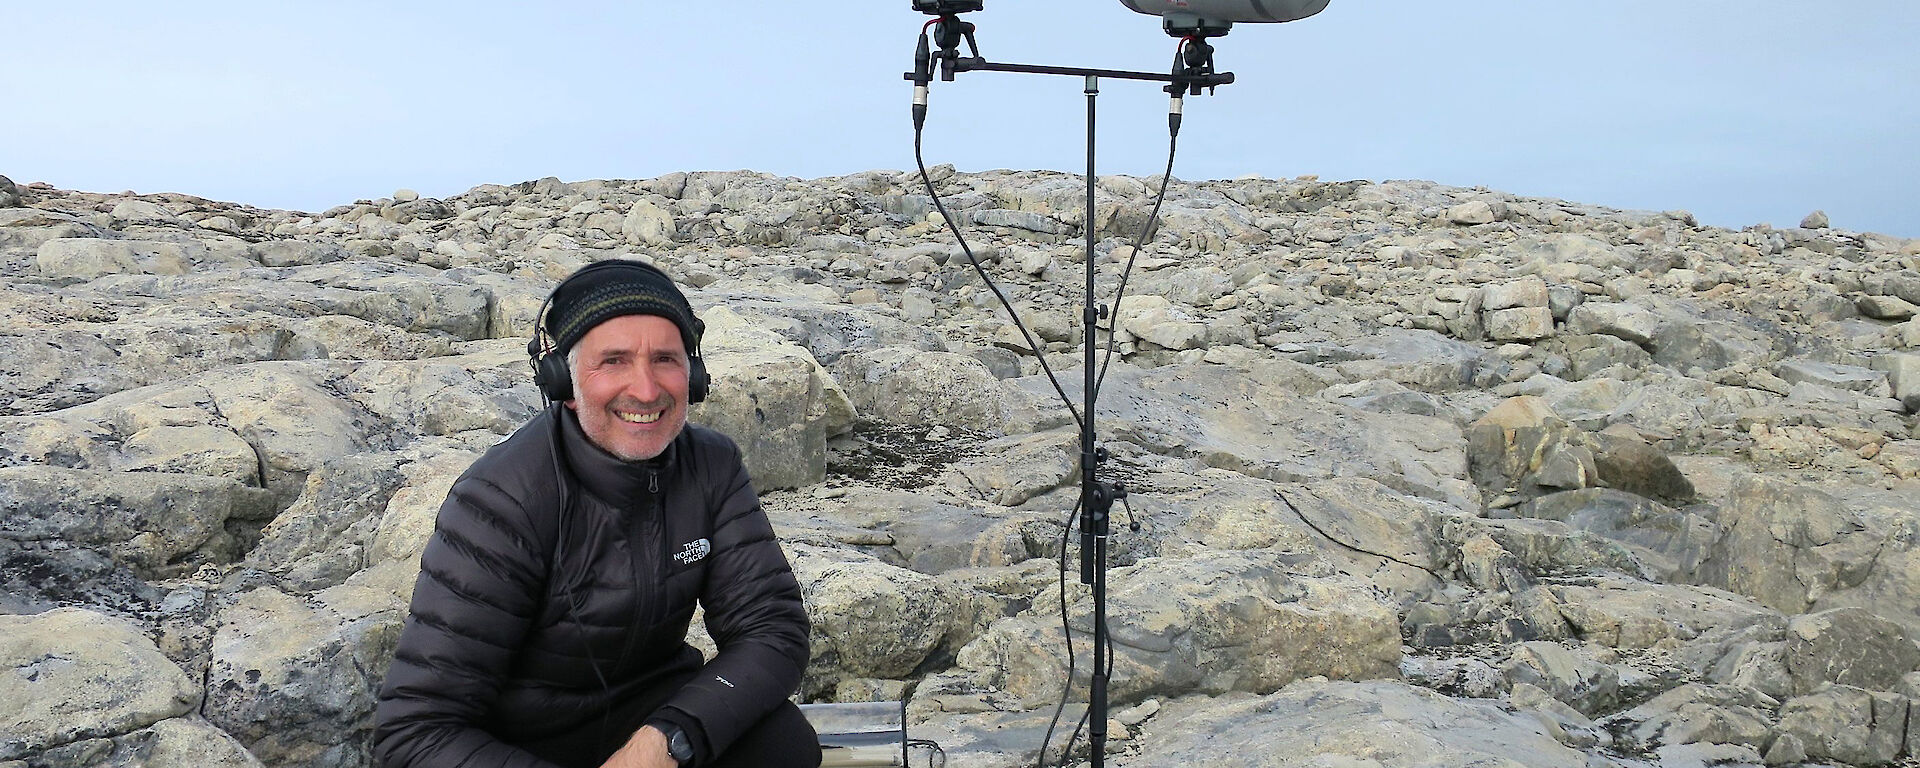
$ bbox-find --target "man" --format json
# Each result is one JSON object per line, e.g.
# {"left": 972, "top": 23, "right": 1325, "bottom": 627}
{"left": 373, "top": 259, "right": 820, "bottom": 768}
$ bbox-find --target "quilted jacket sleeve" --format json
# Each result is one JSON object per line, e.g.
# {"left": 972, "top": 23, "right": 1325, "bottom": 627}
{"left": 371, "top": 473, "right": 561, "bottom": 768}
{"left": 650, "top": 436, "right": 811, "bottom": 764}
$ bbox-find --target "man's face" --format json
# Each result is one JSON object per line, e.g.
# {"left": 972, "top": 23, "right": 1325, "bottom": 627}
{"left": 566, "top": 314, "right": 691, "bottom": 462}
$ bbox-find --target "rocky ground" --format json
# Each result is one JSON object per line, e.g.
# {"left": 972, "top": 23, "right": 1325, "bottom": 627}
{"left": 2, "top": 166, "right": 1918, "bottom": 768}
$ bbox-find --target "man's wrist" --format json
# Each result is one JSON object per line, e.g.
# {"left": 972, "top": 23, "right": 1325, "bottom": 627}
{"left": 646, "top": 720, "right": 694, "bottom": 766}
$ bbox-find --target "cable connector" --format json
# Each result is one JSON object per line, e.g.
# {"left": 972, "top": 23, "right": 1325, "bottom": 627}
{"left": 1168, "top": 93, "right": 1183, "bottom": 137}
{"left": 912, "top": 31, "right": 933, "bottom": 129}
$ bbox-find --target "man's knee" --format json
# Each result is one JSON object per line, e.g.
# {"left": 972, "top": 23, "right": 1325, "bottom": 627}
{"left": 709, "top": 701, "right": 821, "bottom": 768}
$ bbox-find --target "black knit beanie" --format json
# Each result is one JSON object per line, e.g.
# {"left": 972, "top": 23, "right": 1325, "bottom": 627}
{"left": 545, "top": 259, "right": 700, "bottom": 357}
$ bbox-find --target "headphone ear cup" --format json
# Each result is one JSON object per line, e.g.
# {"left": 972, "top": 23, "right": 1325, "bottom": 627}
{"left": 535, "top": 352, "right": 573, "bottom": 402}
{"left": 688, "top": 356, "right": 709, "bottom": 405}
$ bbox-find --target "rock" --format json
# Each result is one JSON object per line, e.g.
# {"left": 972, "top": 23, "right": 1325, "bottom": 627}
{"left": 949, "top": 429, "right": 1078, "bottom": 507}
{"left": 0, "top": 466, "right": 274, "bottom": 578}
{"left": 898, "top": 291, "right": 937, "bottom": 323}
{"left": 898, "top": 706, "right": 1082, "bottom": 768}
{"left": 1547, "top": 334, "right": 1653, "bottom": 380}
{"left": 621, "top": 198, "right": 676, "bottom": 245}
{"left": 1881, "top": 440, "right": 1920, "bottom": 479}
{"left": 1648, "top": 319, "right": 1773, "bottom": 373}
{"left": 1856, "top": 294, "right": 1917, "bottom": 320}
{"left": 204, "top": 584, "right": 402, "bottom": 768}
{"left": 723, "top": 299, "right": 947, "bottom": 366}
{"left": 1784, "top": 607, "right": 1920, "bottom": 695}
{"left": 1547, "top": 576, "right": 1777, "bottom": 649}
{"left": 1527, "top": 233, "right": 1628, "bottom": 271}
{"left": 24, "top": 717, "right": 265, "bottom": 768}
{"left": 1477, "top": 517, "right": 1655, "bottom": 589}
{"left": 122, "top": 424, "right": 260, "bottom": 483}
{"left": 1115, "top": 295, "right": 1207, "bottom": 350}
{"left": 0, "top": 174, "right": 19, "bottom": 207}
{"left": 1588, "top": 427, "right": 1696, "bottom": 504}
{"left": 1280, "top": 476, "right": 1454, "bottom": 600}
{"left": 791, "top": 545, "right": 968, "bottom": 685}
{"left": 0, "top": 608, "right": 199, "bottom": 760}
{"left": 1483, "top": 276, "right": 1550, "bottom": 311}
{"left": 1331, "top": 329, "right": 1506, "bottom": 393}
{"left": 834, "top": 347, "right": 1020, "bottom": 434}
{"left": 689, "top": 306, "right": 854, "bottom": 490}
{"left": 1446, "top": 201, "right": 1498, "bottom": 225}
{"left": 1871, "top": 351, "right": 1920, "bottom": 411}
{"left": 1547, "top": 283, "right": 1584, "bottom": 320}
{"left": 971, "top": 208, "right": 1071, "bottom": 236}
{"left": 203, "top": 364, "right": 384, "bottom": 503}
{"left": 1466, "top": 397, "right": 1597, "bottom": 505}
{"left": 1704, "top": 634, "right": 1795, "bottom": 703}
{"left": 36, "top": 238, "right": 207, "bottom": 280}
{"left": 1800, "top": 210, "right": 1829, "bottom": 229}
{"left": 1508, "top": 681, "right": 1605, "bottom": 748}
{"left": 1912, "top": 695, "right": 1920, "bottom": 761}
{"left": 1771, "top": 358, "right": 1889, "bottom": 396}
{"left": 956, "top": 552, "right": 1400, "bottom": 707}
{"left": 111, "top": 199, "right": 187, "bottom": 226}
{"left": 384, "top": 198, "right": 453, "bottom": 225}
{"left": 778, "top": 488, "right": 1048, "bottom": 575}
{"left": 243, "top": 451, "right": 414, "bottom": 590}
{"left": 1484, "top": 307, "right": 1555, "bottom": 341}
{"left": 1135, "top": 266, "right": 1235, "bottom": 307}
{"left": 1013, "top": 247, "right": 1052, "bottom": 276}
{"left": 1694, "top": 474, "right": 1880, "bottom": 615}
{"left": 1319, "top": 379, "right": 1447, "bottom": 418}
{"left": 1016, "top": 362, "right": 1472, "bottom": 507}
{"left": 1128, "top": 681, "right": 1590, "bottom": 768}
{"left": 1763, "top": 732, "right": 1807, "bottom": 765}
{"left": 1125, "top": 468, "right": 1319, "bottom": 559}
{"left": 391, "top": 188, "right": 419, "bottom": 203}
{"left": 1895, "top": 318, "right": 1920, "bottom": 349}
{"left": 1564, "top": 301, "right": 1660, "bottom": 346}
{"left": 1616, "top": 683, "right": 1776, "bottom": 752}
{"left": 1499, "top": 642, "right": 1621, "bottom": 716}
{"left": 1883, "top": 273, "right": 1920, "bottom": 306}
{"left": 251, "top": 239, "right": 347, "bottom": 267}
{"left": 1775, "top": 685, "right": 1908, "bottom": 766}
{"left": 284, "top": 315, "right": 460, "bottom": 361}
{"left": 1402, "top": 655, "right": 1505, "bottom": 699}
{"left": 1511, "top": 489, "right": 1716, "bottom": 581}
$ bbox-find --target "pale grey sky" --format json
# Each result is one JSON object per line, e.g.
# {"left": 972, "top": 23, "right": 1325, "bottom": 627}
{"left": 10, "top": 1, "right": 1917, "bottom": 236}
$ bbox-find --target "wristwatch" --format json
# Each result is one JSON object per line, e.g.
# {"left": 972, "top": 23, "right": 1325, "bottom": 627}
{"left": 656, "top": 722, "right": 694, "bottom": 766}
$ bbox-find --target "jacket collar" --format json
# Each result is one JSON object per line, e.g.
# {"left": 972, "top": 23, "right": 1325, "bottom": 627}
{"left": 554, "top": 403, "right": 680, "bottom": 509}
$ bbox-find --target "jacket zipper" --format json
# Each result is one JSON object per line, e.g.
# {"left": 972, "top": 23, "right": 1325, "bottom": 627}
{"left": 616, "top": 470, "right": 663, "bottom": 676}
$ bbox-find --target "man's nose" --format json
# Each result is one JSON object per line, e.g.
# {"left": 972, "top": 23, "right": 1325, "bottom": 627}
{"left": 622, "top": 366, "right": 665, "bottom": 403}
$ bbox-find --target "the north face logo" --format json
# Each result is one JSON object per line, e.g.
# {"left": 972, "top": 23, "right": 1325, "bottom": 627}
{"left": 673, "top": 538, "right": 712, "bottom": 565}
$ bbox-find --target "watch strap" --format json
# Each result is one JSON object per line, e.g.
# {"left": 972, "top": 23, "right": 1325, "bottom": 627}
{"left": 652, "top": 721, "right": 694, "bottom": 766}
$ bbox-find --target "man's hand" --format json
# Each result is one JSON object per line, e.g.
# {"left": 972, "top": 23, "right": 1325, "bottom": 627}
{"left": 600, "top": 724, "right": 678, "bottom": 768}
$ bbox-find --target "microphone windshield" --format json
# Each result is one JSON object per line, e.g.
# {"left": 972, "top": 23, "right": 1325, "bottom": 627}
{"left": 1118, "top": 0, "right": 1330, "bottom": 24}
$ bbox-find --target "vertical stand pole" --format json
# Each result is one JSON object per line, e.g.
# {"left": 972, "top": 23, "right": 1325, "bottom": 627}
{"left": 1079, "top": 74, "right": 1111, "bottom": 768}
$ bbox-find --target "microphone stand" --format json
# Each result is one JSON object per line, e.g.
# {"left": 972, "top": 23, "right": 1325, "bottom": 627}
{"left": 906, "top": 23, "right": 1232, "bottom": 767}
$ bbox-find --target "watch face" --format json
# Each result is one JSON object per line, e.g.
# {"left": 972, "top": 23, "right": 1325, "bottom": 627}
{"left": 666, "top": 729, "right": 694, "bottom": 762}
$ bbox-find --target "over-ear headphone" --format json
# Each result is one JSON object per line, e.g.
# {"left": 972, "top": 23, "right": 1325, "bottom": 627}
{"left": 526, "top": 260, "right": 710, "bottom": 405}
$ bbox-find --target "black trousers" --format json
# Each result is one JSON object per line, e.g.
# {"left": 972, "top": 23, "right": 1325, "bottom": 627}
{"left": 517, "top": 690, "right": 822, "bottom": 768}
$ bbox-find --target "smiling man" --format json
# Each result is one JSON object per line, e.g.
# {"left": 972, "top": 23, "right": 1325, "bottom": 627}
{"left": 373, "top": 259, "right": 820, "bottom": 768}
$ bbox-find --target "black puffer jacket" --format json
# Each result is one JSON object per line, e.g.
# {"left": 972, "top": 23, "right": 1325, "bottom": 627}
{"left": 373, "top": 405, "right": 809, "bottom": 767}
